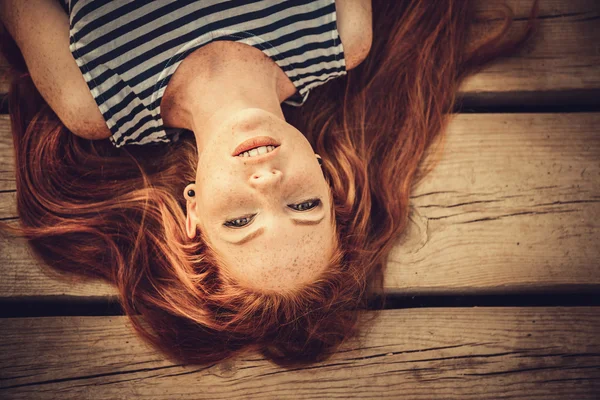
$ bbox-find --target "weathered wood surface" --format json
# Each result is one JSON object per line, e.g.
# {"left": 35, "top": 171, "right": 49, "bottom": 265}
{"left": 0, "top": 220, "right": 117, "bottom": 300}
{"left": 1, "top": 112, "right": 598, "bottom": 299}
{"left": 462, "top": 0, "right": 600, "bottom": 106}
{"left": 0, "top": 114, "right": 13, "bottom": 191}
{"left": 387, "top": 112, "right": 600, "bottom": 295}
{"left": 0, "top": 52, "right": 8, "bottom": 99}
{"left": 0, "top": 307, "right": 598, "bottom": 399}
{"left": 0, "top": 1, "right": 599, "bottom": 106}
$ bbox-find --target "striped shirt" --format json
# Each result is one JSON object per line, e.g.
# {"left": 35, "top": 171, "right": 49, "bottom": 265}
{"left": 58, "top": 0, "right": 347, "bottom": 148}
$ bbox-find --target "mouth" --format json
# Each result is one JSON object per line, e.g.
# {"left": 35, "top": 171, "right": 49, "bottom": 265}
{"left": 232, "top": 136, "right": 280, "bottom": 156}
{"left": 235, "top": 145, "right": 279, "bottom": 158}
{"left": 234, "top": 145, "right": 281, "bottom": 163}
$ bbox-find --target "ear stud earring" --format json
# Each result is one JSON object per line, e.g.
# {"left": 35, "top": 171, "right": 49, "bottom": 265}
{"left": 187, "top": 182, "right": 195, "bottom": 197}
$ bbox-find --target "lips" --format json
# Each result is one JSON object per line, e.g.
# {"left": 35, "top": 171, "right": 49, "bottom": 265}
{"left": 232, "top": 136, "right": 280, "bottom": 156}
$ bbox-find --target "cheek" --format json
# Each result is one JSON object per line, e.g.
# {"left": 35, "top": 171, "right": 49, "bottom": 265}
{"left": 197, "top": 151, "right": 236, "bottom": 186}
{"left": 299, "top": 164, "right": 328, "bottom": 192}
{"left": 196, "top": 163, "right": 238, "bottom": 210}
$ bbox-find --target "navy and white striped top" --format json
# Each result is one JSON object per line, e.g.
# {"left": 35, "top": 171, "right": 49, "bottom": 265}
{"left": 57, "top": 0, "right": 347, "bottom": 148}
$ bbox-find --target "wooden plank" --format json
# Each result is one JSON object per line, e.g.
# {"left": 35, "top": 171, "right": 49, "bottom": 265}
{"left": 0, "top": 113, "right": 14, "bottom": 191}
{"left": 0, "top": 307, "right": 598, "bottom": 399}
{"left": 0, "top": 52, "right": 9, "bottom": 99}
{"left": 0, "top": 221, "right": 118, "bottom": 300}
{"left": 461, "top": 0, "right": 600, "bottom": 106}
{"left": 0, "top": 1, "right": 598, "bottom": 106}
{"left": 0, "top": 112, "right": 598, "bottom": 299}
{"left": 387, "top": 112, "right": 600, "bottom": 295}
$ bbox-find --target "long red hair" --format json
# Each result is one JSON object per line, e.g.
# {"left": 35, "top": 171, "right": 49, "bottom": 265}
{"left": 0, "top": 0, "right": 538, "bottom": 368}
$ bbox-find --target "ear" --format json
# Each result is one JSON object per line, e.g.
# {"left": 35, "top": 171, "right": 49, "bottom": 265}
{"left": 185, "top": 198, "right": 198, "bottom": 240}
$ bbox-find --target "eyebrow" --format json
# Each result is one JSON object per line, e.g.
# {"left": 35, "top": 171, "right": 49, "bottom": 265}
{"left": 227, "top": 215, "right": 326, "bottom": 245}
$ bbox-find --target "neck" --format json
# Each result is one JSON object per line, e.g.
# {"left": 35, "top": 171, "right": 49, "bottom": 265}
{"left": 164, "top": 44, "right": 294, "bottom": 154}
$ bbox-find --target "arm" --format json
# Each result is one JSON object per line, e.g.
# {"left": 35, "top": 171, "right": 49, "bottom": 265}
{"left": 335, "top": 0, "right": 373, "bottom": 71}
{"left": 0, "top": 0, "right": 111, "bottom": 139}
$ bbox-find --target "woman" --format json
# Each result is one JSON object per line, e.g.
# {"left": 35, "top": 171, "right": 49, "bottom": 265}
{"left": 0, "top": 0, "right": 538, "bottom": 367}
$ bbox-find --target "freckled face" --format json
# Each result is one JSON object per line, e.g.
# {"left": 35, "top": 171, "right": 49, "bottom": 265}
{"left": 193, "top": 108, "right": 335, "bottom": 290}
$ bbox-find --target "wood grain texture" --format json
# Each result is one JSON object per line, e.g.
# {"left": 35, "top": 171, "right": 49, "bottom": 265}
{"left": 1, "top": 113, "right": 598, "bottom": 299}
{"left": 461, "top": 0, "right": 600, "bottom": 106}
{"left": 0, "top": 307, "right": 598, "bottom": 399}
{"left": 0, "top": 52, "right": 9, "bottom": 99}
{"left": 0, "top": 114, "right": 13, "bottom": 191}
{"left": 0, "top": 1, "right": 599, "bottom": 105}
{"left": 387, "top": 112, "right": 600, "bottom": 295}
{"left": 0, "top": 219, "right": 118, "bottom": 299}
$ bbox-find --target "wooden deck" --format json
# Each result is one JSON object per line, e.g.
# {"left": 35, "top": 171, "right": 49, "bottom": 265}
{"left": 1, "top": 0, "right": 599, "bottom": 399}
{"left": 1, "top": 308, "right": 599, "bottom": 399}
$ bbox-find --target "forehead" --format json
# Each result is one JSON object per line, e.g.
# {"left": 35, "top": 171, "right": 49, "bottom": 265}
{"left": 206, "top": 216, "right": 336, "bottom": 290}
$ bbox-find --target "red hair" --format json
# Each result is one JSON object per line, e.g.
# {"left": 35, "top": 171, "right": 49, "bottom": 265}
{"left": 0, "top": 0, "right": 538, "bottom": 368}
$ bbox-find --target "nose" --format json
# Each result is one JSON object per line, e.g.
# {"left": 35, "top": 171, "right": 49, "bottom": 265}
{"left": 249, "top": 168, "right": 282, "bottom": 189}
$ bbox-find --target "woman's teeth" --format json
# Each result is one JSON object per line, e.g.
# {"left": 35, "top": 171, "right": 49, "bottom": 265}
{"left": 238, "top": 145, "right": 276, "bottom": 157}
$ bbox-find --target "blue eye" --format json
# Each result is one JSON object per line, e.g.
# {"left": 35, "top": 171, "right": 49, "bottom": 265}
{"left": 289, "top": 198, "right": 321, "bottom": 211}
{"left": 224, "top": 215, "right": 254, "bottom": 228}
{"left": 223, "top": 198, "right": 321, "bottom": 228}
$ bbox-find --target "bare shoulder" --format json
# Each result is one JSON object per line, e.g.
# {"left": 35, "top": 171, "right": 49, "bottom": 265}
{"left": 334, "top": 0, "right": 373, "bottom": 71}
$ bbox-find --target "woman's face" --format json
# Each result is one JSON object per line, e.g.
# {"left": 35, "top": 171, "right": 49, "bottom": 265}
{"left": 184, "top": 108, "right": 335, "bottom": 291}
